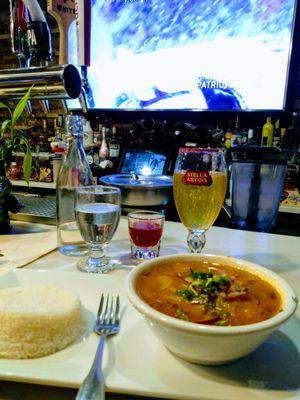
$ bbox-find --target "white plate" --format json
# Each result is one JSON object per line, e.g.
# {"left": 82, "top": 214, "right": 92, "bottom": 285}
{"left": 0, "top": 269, "right": 299, "bottom": 400}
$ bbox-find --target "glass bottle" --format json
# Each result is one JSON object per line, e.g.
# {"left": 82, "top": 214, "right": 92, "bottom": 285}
{"left": 273, "top": 119, "right": 281, "bottom": 147}
{"left": 261, "top": 116, "right": 274, "bottom": 147}
{"left": 99, "top": 126, "right": 110, "bottom": 166}
{"left": 38, "top": 119, "right": 51, "bottom": 152}
{"left": 231, "top": 116, "right": 240, "bottom": 147}
{"left": 225, "top": 120, "right": 233, "bottom": 149}
{"left": 109, "top": 125, "right": 121, "bottom": 162}
{"left": 56, "top": 115, "right": 94, "bottom": 256}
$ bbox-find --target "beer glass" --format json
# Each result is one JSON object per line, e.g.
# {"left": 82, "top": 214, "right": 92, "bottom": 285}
{"left": 173, "top": 148, "right": 227, "bottom": 252}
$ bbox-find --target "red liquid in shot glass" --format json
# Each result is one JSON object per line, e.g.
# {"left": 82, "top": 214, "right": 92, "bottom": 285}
{"left": 129, "top": 220, "right": 163, "bottom": 247}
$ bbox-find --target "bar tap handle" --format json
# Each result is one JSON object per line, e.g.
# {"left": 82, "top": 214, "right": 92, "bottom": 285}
{"left": 22, "top": 0, "right": 53, "bottom": 115}
{"left": 47, "top": 0, "right": 76, "bottom": 113}
{"left": 47, "top": 0, "right": 76, "bottom": 65}
{"left": 26, "top": 21, "right": 52, "bottom": 63}
{"left": 75, "top": 0, "right": 95, "bottom": 109}
{"left": 27, "top": 19, "right": 52, "bottom": 114}
{"left": 9, "top": 0, "right": 32, "bottom": 115}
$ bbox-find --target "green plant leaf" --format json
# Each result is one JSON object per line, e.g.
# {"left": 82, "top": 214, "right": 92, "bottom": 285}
{"left": 0, "top": 101, "right": 8, "bottom": 109}
{"left": 11, "top": 86, "right": 33, "bottom": 129}
{"left": 13, "top": 130, "right": 29, "bottom": 153}
{"left": 14, "top": 129, "right": 28, "bottom": 142}
{"left": 22, "top": 147, "right": 32, "bottom": 184}
{"left": 2, "top": 141, "right": 13, "bottom": 172}
{"left": 1, "top": 119, "right": 11, "bottom": 136}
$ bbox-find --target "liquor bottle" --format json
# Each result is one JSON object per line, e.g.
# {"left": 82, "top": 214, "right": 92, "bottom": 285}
{"left": 109, "top": 125, "right": 121, "bottom": 166}
{"left": 278, "top": 127, "right": 287, "bottom": 148}
{"left": 247, "top": 128, "right": 254, "bottom": 144}
{"left": 261, "top": 117, "right": 274, "bottom": 147}
{"left": 56, "top": 115, "right": 94, "bottom": 257}
{"left": 253, "top": 126, "right": 262, "bottom": 145}
{"left": 53, "top": 114, "right": 63, "bottom": 139}
{"left": 93, "top": 125, "right": 101, "bottom": 147}
{"left": 37, "top": 119, "right": 51, "bottom": 153}
{"left": 225, "top": 121, "right": 233, "bottom": 149}
{"left": 50, "top": 118, "right": 65, "bottom": 154}
{"left": 86, "top": 147, "right": 95, "bottom": 166}
{"left": 105, "top": 119, "right": 112, "bottom": 144}
{"left": 273, "top": 119, "right": 281, "bottom": 147}
{"left": 99, "top": 126, "right": 112, "bottom": 170}
{"left": 83, "top": 119, "right": 94, "bottom": 149}
{"left": 231, "top": 116, "right": 240, "bottom": 147}
{"left": 240, "top": 128, "right": 248, "bottom": 145}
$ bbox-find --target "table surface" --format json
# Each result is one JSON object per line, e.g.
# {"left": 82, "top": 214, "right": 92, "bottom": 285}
{"left": 0, "top": 218, "right": 300, "bottom": 400}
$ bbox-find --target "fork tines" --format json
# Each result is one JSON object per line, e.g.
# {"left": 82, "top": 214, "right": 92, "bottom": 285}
{"left": 96, "top": 293, "right": 120, "bottom": 330}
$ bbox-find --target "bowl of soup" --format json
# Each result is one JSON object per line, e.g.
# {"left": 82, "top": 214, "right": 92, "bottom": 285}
{"left": 126, "top": 254, "right": 297, "bottom": 365}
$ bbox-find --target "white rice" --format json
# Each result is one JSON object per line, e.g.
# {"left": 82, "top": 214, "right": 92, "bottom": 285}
{"left": 0, "top": 285, "right": 86, "bottom": 359}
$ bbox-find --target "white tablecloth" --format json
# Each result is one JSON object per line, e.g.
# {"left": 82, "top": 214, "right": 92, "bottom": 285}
{"left": 0, "top": 218, "right": 299, "bottom": 400}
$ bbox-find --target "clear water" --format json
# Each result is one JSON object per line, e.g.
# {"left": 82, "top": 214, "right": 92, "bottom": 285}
{"left": 57, "top": 187, "right": 89, "bottom": 256}
{"left": 75, "top": 203, "right": 121, "bottom": 245}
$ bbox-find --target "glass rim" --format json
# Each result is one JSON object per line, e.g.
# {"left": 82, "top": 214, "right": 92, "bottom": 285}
{"left": 127, "top": 210, "right": 165, "bottom": 220}
{"left": 179, "top": 147, "right": 224, "bottom": 154}
{"left": 76, "top": 185, "right": 121, "bottom": 194}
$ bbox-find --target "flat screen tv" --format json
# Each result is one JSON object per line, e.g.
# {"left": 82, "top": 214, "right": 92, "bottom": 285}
{"left": 68, "top": 0, "right": 298, "bottom": 111}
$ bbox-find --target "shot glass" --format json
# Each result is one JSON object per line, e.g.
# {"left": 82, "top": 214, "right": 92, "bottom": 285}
{"left": 128, "top": 210, "right": 165, "bottom": 262}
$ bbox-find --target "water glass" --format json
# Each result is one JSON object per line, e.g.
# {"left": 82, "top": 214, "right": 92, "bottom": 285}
{"left": 128, "top": 211, "right": 165, "bottom": 262}
{"left": 75, "top": 185, "right": 121, "bottom": 273}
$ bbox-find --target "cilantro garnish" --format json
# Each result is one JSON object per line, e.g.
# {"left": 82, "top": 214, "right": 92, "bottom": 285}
{"left": 175, "top": 308, "right": 189, "bottom": 321}
{"left": 175, "top": 268, "right": 232, "bottom": 326}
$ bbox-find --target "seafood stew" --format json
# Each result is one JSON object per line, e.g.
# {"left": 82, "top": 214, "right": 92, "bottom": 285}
{"left": 136, "top": 260, "right": 282, "bottom": 326}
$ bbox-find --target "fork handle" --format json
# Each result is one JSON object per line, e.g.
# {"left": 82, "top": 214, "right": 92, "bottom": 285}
{"left": 75, "top": 334, "right": 107, "bottom": 400}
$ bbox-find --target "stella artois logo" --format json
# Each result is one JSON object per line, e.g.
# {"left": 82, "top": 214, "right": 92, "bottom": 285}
{"left": 183, "top": 170, "right": 212, "bottom": 186}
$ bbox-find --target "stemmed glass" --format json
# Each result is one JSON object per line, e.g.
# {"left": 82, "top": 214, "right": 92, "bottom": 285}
{"left": 75, "top": 185, "right": 121, "bottom": 273}
{"left": 173, "top": 148, "right": 227, "bottom": 253}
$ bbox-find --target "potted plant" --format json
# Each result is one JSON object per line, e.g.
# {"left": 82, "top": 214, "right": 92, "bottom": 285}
{"left": 0, "top": 88, "right": 33, "bottom": 233}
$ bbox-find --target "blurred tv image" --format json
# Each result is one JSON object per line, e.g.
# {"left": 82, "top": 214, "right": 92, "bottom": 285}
{"left": 68, "top": 0, "right": 297, "bottom": 110}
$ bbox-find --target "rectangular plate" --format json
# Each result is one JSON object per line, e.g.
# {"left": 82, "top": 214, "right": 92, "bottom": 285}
{"left": 0, "top": 269, "right": 299, "bottom": 400}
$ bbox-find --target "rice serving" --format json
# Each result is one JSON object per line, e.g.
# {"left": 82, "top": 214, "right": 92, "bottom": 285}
{"left": 0, "top": 285, "right": 86, "bottom": 359}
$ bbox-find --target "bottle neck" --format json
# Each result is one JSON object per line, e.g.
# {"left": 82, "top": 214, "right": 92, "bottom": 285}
{"left": 65, "top": 132, "right": 84, "bottom": 156}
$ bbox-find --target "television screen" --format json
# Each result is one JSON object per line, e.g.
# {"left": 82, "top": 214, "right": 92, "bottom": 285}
{"left": 119, "top": 149, "right": 168, "bottom": 175}
{"left": 68, "top": 0, "right": 298, "bottom": 111}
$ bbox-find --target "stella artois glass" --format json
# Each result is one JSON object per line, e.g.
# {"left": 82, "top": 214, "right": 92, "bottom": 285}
{"left": 173, "top": 148, "right": 227, "bottom": 252}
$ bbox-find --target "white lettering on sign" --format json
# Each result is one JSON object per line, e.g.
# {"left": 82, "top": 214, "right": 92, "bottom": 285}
{"left": 56, "top": 3, "right": 75, "bottom": 14}
{"left": 27, "top": 30, "right": 37, "bottom": 46}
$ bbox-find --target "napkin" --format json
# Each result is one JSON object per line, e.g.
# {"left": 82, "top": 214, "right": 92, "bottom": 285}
{"left": 0, "top": 223, "right": 57, "bottom": 270}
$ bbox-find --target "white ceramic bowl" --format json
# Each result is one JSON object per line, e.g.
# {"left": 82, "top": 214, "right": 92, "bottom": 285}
{"left": 126, "top": 253, "right": 298, "bottom": 365}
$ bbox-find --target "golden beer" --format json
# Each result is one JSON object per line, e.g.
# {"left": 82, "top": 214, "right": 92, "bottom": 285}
{"left": 173, "top": 171, "right": 227, "bottom": 230}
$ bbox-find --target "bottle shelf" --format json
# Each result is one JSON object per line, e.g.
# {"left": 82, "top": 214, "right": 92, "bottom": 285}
{"left": 11, "top": 180, "right": 56, "bottom": 189}
{"left": 279, "top": 204, "right": 300, "bottom": 214}
{"left": 13, "top": 152, "right": 62, "bottom": 160}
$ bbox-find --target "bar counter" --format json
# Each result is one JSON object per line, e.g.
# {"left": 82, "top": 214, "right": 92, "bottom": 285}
{"left": 0, "top": 218, "right": 299, "bottom": 400}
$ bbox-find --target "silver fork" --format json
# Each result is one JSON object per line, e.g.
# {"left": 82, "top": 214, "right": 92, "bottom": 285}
{"left": 75, "top": 294, "right": 120, "bottom": 400}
